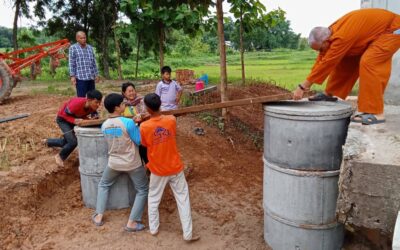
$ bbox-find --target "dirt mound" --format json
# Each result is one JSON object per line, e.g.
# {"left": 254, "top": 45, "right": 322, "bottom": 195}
{"left": 228, "top": 84, "right": 289, "bottom": 132}
{"left": 0, "top": 94, "right": 67, "bottom": 170}
{"left": 0, "top": 94, "right": 80, "bottom": 247}
{"left": 0, "top": 86, "right": 374, "bottom": 249}
{"left": 0, "top": 87, "right": 272, "bottom": 249}
{"left": 196, "top": 83, "right": 289, "bottom": 132}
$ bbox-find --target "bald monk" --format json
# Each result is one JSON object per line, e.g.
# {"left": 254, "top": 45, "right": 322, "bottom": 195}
{"left": 293, "top": 8, "right": 400, "bottom": 125}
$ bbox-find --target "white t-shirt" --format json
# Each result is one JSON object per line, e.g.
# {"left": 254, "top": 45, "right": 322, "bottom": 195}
{"left": 155, "top": 80, "right": 182, "bottom": 111}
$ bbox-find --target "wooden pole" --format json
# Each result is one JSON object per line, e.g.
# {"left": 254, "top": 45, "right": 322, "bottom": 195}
{"left": 163, "top": 93, "right": 293, "bottom": 116}
{"left": 0, "top": 113, "right": 30, "bottom": 124}
{"left": 216, "top": 0, "right": 228, "bottom": 118}
{"left": 239, "top": 5, "right": 245, "bottom": 86}
{"left": 79, "top": 93, "right": 293, "bottom": 127}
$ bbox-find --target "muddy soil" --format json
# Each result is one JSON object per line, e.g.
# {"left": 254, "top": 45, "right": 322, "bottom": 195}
{"left": 0, "top": 83, "right": 374, "bottom": 249}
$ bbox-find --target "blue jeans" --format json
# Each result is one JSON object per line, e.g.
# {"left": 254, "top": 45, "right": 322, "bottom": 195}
{"left": 96, "top": 166, "right": 149, "bottom": 221}
{"left": 76, "top": 79, "right": 95, "bottom": 97}
{"left": 46, "top": 117, "right": 77, "bottom": 160}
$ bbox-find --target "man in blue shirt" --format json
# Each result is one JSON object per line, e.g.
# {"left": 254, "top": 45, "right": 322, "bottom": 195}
{"left": 69, "top": 31, "right": 99, "bottom": 97}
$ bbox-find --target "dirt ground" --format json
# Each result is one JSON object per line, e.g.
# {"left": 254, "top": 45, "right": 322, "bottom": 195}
{"left": 0, "top": 82, "right": 374, "bottom": 249}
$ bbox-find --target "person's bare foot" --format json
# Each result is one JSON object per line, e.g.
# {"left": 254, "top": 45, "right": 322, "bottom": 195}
{"left": 184, "top": 234, "right": 200, "bottom": 242}
{"left": 94, "top": 214, "right": 103, "bottom": 223}
{"left": 55, "top": 154, "right": 64, "bottom": 167}
{"left": 373, "top": 113, "right": 385, "bottom": 120}
{"left": 41, "top": 139, "right": 47, "bottom": 146}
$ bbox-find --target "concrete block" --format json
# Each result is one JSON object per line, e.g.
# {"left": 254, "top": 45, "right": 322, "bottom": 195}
{"left": 337, "top": 105, "right": 400, "bottom": 235}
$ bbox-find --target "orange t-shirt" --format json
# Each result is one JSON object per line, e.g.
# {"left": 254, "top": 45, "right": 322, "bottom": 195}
{"left": 140, "top": 115, "right": 184, "bottom": 176}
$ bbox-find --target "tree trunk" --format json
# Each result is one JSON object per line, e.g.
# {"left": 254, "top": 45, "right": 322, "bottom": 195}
{"left": 13, "top": 0, "right": 21, "bottom": 52}
{"left": 112, "top": 3, "right": 122, "bottom": 80}
{"left": 100, "top": 15, "right": 110, "bottom": 79}
{"left": 159, "top": 22, "right": 164, "bottom": 71}
{"left": 239, "top": 6, "right": 245, "bottom": 85}
{"left": 114, "top": 30, "right": 123, "bottom": 80}
{"left": 135, "top": 34, "right": 141, "bottom": 78}
{"left": 216, "top": 0, "right": 228, "bottom": 118}
{"left": 83, "top": 0, "right": 90, "bottom": 35}
{"left": 101, "top": 37, "right": 110, "bottom": 79}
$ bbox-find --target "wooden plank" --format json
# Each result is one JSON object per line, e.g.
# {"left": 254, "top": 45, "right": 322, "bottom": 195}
{"left": 79, "top": 93, "right": 293, "bottom": 127}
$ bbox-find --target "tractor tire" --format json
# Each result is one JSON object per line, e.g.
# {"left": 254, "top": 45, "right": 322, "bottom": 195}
{"left": 0, "top": 60, "right": 13, "bottom": 104}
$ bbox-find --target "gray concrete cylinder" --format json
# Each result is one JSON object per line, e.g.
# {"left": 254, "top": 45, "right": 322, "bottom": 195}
{"left": 264, "top": 101, "right": 352, "bottom": 170}
{"left": 263, "top": 160, "right": 344, "bottom": 250}
{"left": 74, "top": 127, "right": 136, "bottom": 209}
{"left": 263, "top": 101, "right": 352, "bottom": 250}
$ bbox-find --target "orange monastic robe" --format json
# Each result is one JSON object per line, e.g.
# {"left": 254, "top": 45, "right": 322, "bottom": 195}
{"left": 307, "top": 8, "right": 400, "bottom": 114}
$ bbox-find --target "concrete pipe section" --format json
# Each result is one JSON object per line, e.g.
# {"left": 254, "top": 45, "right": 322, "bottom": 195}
{"left": 75, "top": 126, "right": 136, "bottom": 209}
{"left": 263, "top": 101, "right": 352, "bottom": 250}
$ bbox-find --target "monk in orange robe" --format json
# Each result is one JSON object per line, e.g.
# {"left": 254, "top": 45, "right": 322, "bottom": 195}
{"left": 293, "top": 8, "right": 400, "bottom": 125}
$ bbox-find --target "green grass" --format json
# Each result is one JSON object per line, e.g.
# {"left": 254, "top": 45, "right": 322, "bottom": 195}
{"left": 20, "top": 49, "right": 326, "bottom": 91}
{"left": 176, "top": 49, "right": 321, "bottom": 90}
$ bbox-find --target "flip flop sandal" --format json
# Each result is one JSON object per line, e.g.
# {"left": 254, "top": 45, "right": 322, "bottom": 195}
{"left": 308, "top": 93, "right": 338, "bottom": 102}
{"left": 124, "top": 223, "right": 146, "bottom": 232}
{"left": 351, "top": 113, "right": 385, "bottom": 125}
{"left": 361, "top": 114, "right": 386, "bottom": 125}
{"left": 91, "top": 213, "right": 104, "bottom": 227}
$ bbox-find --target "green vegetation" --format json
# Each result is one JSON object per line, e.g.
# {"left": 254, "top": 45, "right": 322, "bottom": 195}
{"left": 0, "top": 26, "right": 12, "bottom": 48}
{"left": 1, "top": 0, "right": 322, "bottom": 93}
{"left": 2, "top": 0, "right": 308, "bottom": 93}
{"left": 1, "top": 0, "right": 301, "bottom": 77}
{"left": 23, "top": 49, "right": 320, "bottom": 91}
{"left": 188, "top": 49, "right": 319, "bottom": 90}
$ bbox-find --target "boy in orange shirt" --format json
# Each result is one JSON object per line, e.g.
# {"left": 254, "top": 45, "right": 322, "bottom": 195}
{"left": 140, "top": 93, "right": 199, "bottom": 242}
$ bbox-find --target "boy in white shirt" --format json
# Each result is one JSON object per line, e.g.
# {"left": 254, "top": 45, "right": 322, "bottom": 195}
{"left": 155, "top": 66, "right": 183, "bottom": 111}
